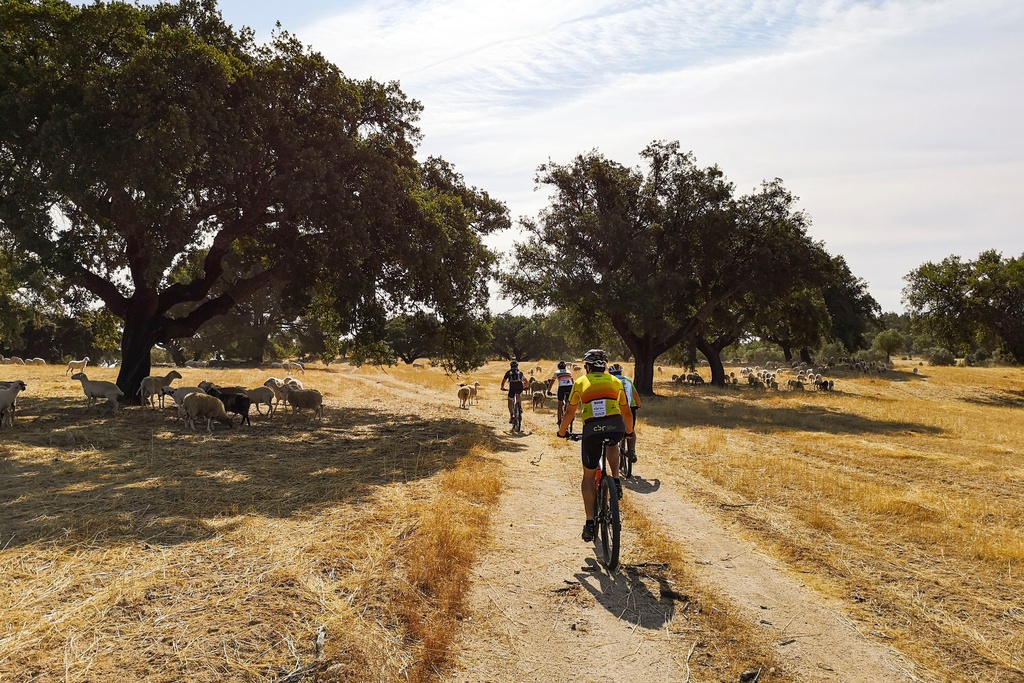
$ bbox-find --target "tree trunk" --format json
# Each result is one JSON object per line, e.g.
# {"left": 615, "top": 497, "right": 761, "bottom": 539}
{"left": 800, "top": 347, "right": 813, "bottom": 364}
{"left": 632, "top": 344, "right": 656, "bottom": 396}
{"left": 116, "top": 320, "right": 159, "bottom": 405}
{"left": 695, "top": 336, "right": 727, "bottom": 387}
{"left": 782, "top": 346, "right": 793, "bottom": 362}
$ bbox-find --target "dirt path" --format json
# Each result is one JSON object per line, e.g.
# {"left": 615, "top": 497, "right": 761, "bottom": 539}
{"left": 351, "top": 370, "right": 925, "bottom": 682}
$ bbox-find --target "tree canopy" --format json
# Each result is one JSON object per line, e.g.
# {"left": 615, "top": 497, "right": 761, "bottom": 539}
{"left": 0, "top": 0, "right": 506, "bottom": 394}
{"left": 904, "top": 250, "right": 1024, "bottom": 363}
{"left": 503, "top": 141, "right": 824, "bottom": 393}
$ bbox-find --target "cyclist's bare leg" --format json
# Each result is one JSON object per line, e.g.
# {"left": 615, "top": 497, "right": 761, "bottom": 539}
{"left": 606, "top": 442, "right": 621, "bottom": 479}
{"left": 581, "top": 468, "right": 597, "bottom": 520}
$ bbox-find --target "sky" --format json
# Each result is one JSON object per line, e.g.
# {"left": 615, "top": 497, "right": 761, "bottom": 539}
{"left": 215, "top": 0, "right": 1024, "bottom": 313}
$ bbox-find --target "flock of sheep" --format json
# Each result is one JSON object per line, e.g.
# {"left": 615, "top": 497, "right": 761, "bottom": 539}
{"left": 0, "top": 356, "right": 323, "bottom": 433}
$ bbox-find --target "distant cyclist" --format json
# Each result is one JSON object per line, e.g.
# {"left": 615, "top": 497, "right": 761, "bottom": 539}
{"left": 557, "top": 349, "right": 634, "bottom": 542}
{"left": 609, "top": 363, "right": 641, "bottom": 463}
{"left": 500, "top": 360, "right": 526, "bottom": 425}
{"left": 549, "top": 361, "right": 575, "bottom": 426}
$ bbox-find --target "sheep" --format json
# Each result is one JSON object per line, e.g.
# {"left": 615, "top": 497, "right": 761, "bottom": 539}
{"left": 284, "top": 361, "right": 305, "bottom": 374}
{"left": 26, "top": 358, "right": 46, "bottom": 365}
{"left": 412, "top": 362, "right": 424, "bottom": 369}
{"left": 0, "top": 380, "right": 27, "bottom": 427}
{"left": 280, "top": 384, "right": 324, "bottom": 420}
{"left": 207, "top": 387, "right": 252, "bottom": 426}
{"left": 65, "top": 356, "right": 90, "bottom": 376}
{"left": 4, "top": 356, "right": 25, "bottom": 365}
{"left": 532, "top": 391, "right": 546, "bottom": 410}
{"left": 468, "top": 381, "right": 480, "bottom": 405}
{"left": 263, "top": 377, "right": 289, "bottom": 409}
{"left": 161, "top": 386, "right": 205, "bottom": 412}
{"left": 283, "top": 376, "right": 303, "bottom": 389}
{"left": 138, "top": 370, "right": 183, "bottom": 408}
{"left": 182, "top": 392, "right": 234, "bottom": 433}
{"left": 70, "top": 372, "right": 123, "bottom": 413}
{"left": 458, "top": 384, "right": 472, "bottom": 409}
{"left": 246, "top": 386, "right": 276, "bottom": 415}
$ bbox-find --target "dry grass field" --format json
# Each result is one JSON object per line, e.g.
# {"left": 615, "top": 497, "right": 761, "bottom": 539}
{"left": 1, "top": 359, "right": 1022, "bottom": 682}
{"left": 0, "top": 364, "right": 503, "bottom": 682}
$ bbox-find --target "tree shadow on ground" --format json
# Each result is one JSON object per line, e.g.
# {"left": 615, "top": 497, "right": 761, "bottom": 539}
{"left": 572, "top": 560, "right": 685, "bottom": 630}
{"left": 960, "top": 389, "right": 1024, "bottom": 409}
{"left": 0, "top": 396, "right": 523, "bottom": 551}
{"left": 639, "top": 393, "right": 942, "bottom": 436}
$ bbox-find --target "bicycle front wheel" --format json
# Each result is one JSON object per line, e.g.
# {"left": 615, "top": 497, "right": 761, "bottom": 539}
{"left": 597, "top": 477, "right": 621, "bottom": 571}
{"left": 621, "top": 440, "right": 633, "bottom": 478}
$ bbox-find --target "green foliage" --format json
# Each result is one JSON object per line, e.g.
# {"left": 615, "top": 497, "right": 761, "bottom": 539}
{"left": 920, "top": 347, "right": 956, "bottom": 366}
{"left": 872, "top": 329, "right": 906, "bottom": 362}
{"left": 0, "top": 0, "right": 505, "bottom": 393}
{"left": 904, "top": 250, "right": 1024, "bottom": 364}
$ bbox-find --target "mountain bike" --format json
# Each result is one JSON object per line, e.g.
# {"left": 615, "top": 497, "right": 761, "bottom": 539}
{"left": 511, "top": 393, "right": 523, "bottom": 433}
{"left": 564, "top": 433, "right": 621, "bottom": 571}
{"left": 620, "top": 435, "right": 635, "bottom": 479}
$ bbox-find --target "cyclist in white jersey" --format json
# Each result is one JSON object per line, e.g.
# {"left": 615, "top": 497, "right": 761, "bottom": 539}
{"left": 609, "top": 363, "right": 642, "bottom": 462}
{"left": 549, "top": 361, "right": 575, "bottom": 425}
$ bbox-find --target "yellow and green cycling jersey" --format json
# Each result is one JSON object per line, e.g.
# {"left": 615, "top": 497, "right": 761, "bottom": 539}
{"left": 568, "top": 372, "right": 628, "bottom": 422}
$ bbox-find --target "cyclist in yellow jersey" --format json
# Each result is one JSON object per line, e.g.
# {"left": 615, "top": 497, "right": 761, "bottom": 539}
{"left": 609, "top": 363, "right": 641, "bottom": 463}
{"left": 557, "top": 349, "right": 633, "bottom": 542}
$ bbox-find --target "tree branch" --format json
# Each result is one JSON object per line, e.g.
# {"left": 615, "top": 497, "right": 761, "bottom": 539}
{"left": 71, "top": 265, "right": 129, "bottom": 318}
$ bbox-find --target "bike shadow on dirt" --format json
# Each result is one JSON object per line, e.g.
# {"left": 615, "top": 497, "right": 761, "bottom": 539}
{"left": 623, "top": 477, "right": 661, "bottom": 494}
{"left": 572, "top": 559, "right": 684, "bottom": 630}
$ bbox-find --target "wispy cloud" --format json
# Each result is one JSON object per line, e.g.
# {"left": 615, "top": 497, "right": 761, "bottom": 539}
{"left": 289, "top": 0, "right": 1024, "bottom": 311}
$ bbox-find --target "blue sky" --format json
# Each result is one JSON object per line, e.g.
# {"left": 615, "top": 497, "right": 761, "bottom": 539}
{"left": 216, "top": 0, "right": 1024, "bottom": 313}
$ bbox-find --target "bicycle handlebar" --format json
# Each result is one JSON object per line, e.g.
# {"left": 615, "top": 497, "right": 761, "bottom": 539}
{"left": 559, "top": 432, "right": 583, "bottom": 441}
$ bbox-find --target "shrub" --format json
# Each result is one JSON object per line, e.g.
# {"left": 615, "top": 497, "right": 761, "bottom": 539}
{"left": 921, "top": 347, "right": 956, "bottom": 366}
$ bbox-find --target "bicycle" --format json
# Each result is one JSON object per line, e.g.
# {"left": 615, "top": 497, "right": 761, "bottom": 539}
{"left": 620, "top": 435, "right": 635, "bottom": 479}
{"left": 557, "top": 393, "right": 575, "bottom": 436}
{"left": 511, "top": 393, "right": 524, "bottom": 433}
{"left": 564, "top": 433, "right": 621, "bottom": 571}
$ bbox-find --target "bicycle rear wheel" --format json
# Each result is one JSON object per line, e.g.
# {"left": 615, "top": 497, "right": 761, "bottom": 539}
{"left": 513, "top": 401, "right": 522, "bottom": 432}
{"left": 597, "top": 477, "right": 621, "bottom": 571}
{"left": 621, "top": 439, "right": 633, "bottom": 478}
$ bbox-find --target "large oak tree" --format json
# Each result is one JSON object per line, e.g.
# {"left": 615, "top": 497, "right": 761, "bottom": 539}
{"left": 0, "top": 0, "right": 505, "bottom": 398}
{"left": 504, "top": 141, "right": 819, "bottom": 394}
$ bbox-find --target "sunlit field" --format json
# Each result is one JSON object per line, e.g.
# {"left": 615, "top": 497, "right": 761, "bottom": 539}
{"left": 0, "top": 363, "right": 503, "bottom": 683}
{"left": 637, "top": 360, "right": 1024, "bottom": 682}
{"left": 2, "top": 359, "right": 1022, "bottom": 682}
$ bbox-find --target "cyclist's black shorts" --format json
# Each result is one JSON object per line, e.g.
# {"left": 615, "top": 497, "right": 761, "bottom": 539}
{"left": 557, "top": 386, "right": 572, "bottom": 403}
{"left": 506, "top": 383, "right": 524, "bottom": 399}
{"left": 580, "top": 415, "right": 626, "bottom": 470}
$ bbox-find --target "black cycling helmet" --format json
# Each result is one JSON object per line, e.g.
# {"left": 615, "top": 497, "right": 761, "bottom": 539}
{"left": 557, "top": 360, "right": 566, "bottom": 370}
{"left": 581, "top": 348, "right": 608, "bottom": 370}
{"left": 510, "top": 360, "right": 519, "bottom": 368}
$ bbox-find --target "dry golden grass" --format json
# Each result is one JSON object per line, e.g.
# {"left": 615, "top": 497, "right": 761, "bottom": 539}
{"left": 638, "top": 361, "right": 1024, "bottom": 682}
{"left": 0, "top": 364, "right": 502, "bottom": 682}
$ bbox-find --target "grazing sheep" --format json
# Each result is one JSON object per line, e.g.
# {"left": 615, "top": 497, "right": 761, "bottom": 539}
{"left": 207, "top": 387, "right": 252, "bottom": 426}
{"left": 3, "top": 356, "right": 25, "bottom": 365}
{"left": 571, "top": 363, "right": 582, "bottom": 372}
{"left": 532, "top": 391, "right": 546, "bottom": 410}
{"left": 282, "top": 376, "right": 303, "bottom": 389}
{"left": 65, "top": 356, "right": 90, "bottom": 376}
{"left": 138, "top": 370, "right": 183, "bottom": 408}
{"left": 246, "top": 386, "right": 276, "bottom": 415}
{"left": 161, "top": 386, "right": 205, "bottom": 414}
{"left": 71, "top": 372, "right": 123, "bottom": 413}
{"left": 0, "top": 380, "right": 27, "bottom": 427}
{"left": 182, "top": 392, "right": 234, "bottom": 433}
{"left": 458, "top": 385, "right": 472, "bottom": 409}
{"left": 280, "top": 384, "right": 324, "bottom": 420}
{"left": 284, "top": 361, "right": 305, "bottom": 374}
{"left": 26, "top": 358, "right": 46, "bottom": 365}
{"left": 263, "top": 377, "right": 289, "bottom": 409}
{"left": 468, "top": 381, "right": 480, "bottom": 405}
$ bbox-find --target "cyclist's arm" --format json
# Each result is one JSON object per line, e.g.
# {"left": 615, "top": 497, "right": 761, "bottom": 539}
{"left": 557, "top": 403, "right": 578, "bottom": 437}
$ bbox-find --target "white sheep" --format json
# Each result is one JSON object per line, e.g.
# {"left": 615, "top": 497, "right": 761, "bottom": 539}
{"left": 65, "top": 356, "right": 90, "bottom": 375}
{"left": 161, "top": 386, "right": 205, "bottom": 413}
{"left": 263, "top": 377, "right": 288, "bottom": 409}
{"left": 26, "top": 358, "right": 46, "bottom": 366}
{"left": 282, "top": 376, "right": 303, "bottom": 389}
{"left": 280, "top": 384, "right": 324, "bottom": 420}
{"left": 0, "top": 380, "right": 27, "bottom": 427}
{"left": 468, "top": 381, "right": 480, "bottom": 405}
{"left": 138, "top": 370, "right": 183, "bottom": 408}
{"left": 284, "top": 361, "right": 305, "bottom": 374}
{"left": 181, "top": 392, "right": 234, "bottom": 433}
{"left": 458, "top": 384, "right": 472, "bottom": 409}
{"left": 71, "top": 372, "right": 122, "bottom": 412}
{"left": 4, "top": 356, "right": 25, "bottom": 365}
{"left": 246, "top": 386, "right": 276, "bottom": 415}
